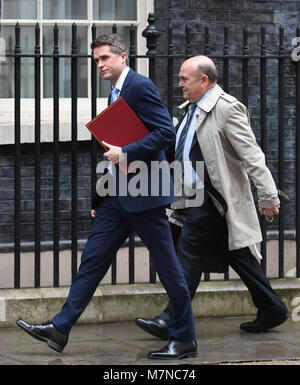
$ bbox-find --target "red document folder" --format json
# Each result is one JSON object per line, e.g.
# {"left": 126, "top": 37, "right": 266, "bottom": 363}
{"left": 86, "top": 97, "right": 150, "bottom": 149}
{"left": 86, "top": 97, "right": 150, "bottom": 174}
{"left": 85, "top": 97, "right": 150, "bottom": 174}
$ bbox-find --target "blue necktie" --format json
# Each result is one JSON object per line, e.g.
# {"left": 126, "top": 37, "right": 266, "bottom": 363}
{"left": 110, "top": 87, "right": 119, "bottom": 104}
{"left": 174, "top": 104, "right": 197, "bottom": 186}
{"left": 175, "top": 104, "right": 197, "bottom": 164}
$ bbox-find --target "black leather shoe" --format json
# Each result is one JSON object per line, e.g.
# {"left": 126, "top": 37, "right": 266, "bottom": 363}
{"left": 148, "top": 338, "right": 197, "bottom": 360}
{"left": 135, "top": 317, "right": 169, "bottom": 340}
{"left": 240, "top": 311, "right": 288, "bottom": 333}
{"left": 16, "top": 320, "right": 68, "bottom": 353}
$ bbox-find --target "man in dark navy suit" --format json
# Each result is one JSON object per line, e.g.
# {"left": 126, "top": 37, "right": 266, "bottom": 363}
{"left": 16, "top": 34, "right": 197, "bottom": 360}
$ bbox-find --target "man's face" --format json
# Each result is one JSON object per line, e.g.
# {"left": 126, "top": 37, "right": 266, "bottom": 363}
{"left": 178, "top": 62, "right": 207, "bottom": 103}
{"left": 93, "top": 45, "right": 127, "bottom": 85}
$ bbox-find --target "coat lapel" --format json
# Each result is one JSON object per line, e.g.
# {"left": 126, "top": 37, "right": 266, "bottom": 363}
{"left": 198, "top": 84, "right": 224, "bottom": 114}
{"left": 107, "top": 69, "right": 134, "bottom": 105}
{"left": 119, "top": 68, "right": 135, "bottom": 100}
{"left": 193, "top": 84, "right": 224, "bottom": 133}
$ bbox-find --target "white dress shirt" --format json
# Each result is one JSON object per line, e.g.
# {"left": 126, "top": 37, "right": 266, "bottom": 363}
{"left": 175, "top": 89, "right": 212, "bottom": 190}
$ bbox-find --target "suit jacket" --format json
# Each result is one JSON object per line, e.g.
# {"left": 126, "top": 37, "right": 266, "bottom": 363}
{"left": 93, "top": 68, "right": 176, "bottom": 213}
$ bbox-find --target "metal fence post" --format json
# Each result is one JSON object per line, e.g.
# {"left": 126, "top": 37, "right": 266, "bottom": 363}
{"left": 142, "top": 12, "right": 160, "bottom": 84}
{"left": 296, "top": 27, "right": 300, "bottom": 278}
{"left": 242, "top": 26, "right": 249, "bottom": 108}
{"left": 142, "top": 13, "right": 160, "bottom": 283}
{"left": 14, "top": 23, "right": 21, "bottom": 289}
{"left": 260, "top": 26, "right": 267, "bottom": 273}
{"left": 71, "top": 23, "right": 78, "bottom": 282}
{"left": 278, "top": 26, "right": 285, "bottom": 278}
{"left": 34, "top": 23, "right": 41, "bottom": 288}
{"left": 53, "top": 23, "right": 60, "bottom": 287}
{"left": 167, "top": 23, "right": 174, "bottom": 117}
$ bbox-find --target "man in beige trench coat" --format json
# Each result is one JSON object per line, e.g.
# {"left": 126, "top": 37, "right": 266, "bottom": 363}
{"left": 135, "top": 55, "right": 289, "bottom": 341}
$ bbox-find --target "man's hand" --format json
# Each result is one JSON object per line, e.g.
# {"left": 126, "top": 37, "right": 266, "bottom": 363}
{"left": 91, "top": 210, "right": 96, "bottom": 218}
{"left": 259, "top": 205, "right": 280, "bottom": 217}
{"left": 102, "top": 141, "right": 124, "bottom": 165}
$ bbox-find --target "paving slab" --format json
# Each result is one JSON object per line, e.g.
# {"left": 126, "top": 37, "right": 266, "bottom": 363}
{"left": 0, "top": 316, "right": 300, "bottom": 366}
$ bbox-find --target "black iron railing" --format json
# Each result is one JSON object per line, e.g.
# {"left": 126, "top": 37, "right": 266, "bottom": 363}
{"left": 2, "top": 13, "right": 300, "bottom": 288}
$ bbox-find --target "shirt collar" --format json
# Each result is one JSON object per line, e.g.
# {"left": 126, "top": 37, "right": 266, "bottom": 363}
{"left": 114, "top": 66, "right": 130, "bottom": 92}
{"left": 195, "top": 88, "right": 213, "bottom": 108}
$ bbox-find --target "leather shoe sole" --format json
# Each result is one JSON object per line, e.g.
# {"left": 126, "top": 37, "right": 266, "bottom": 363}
{"left": 148, "top": 350, "right": 197, "bottom": 360}
{"left": 135, "top": 317, "right": 169, "bottom": 340}
{"left": 16, "top": 320, "right": 64, "bottom": 353}
{"left": 148, "top": 339, "right": 197, "bottom": 360}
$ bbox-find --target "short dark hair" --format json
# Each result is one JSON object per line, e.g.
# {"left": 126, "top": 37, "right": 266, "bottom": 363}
{"left": 90, "top": 33, "right": 128, "bottom": 56}
{"left": 198, "top": 63, "right": 218, "bottom": 83}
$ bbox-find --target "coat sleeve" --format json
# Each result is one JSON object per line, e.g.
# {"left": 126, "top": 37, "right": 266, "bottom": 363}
{"left": 223, "top": 101, "right": 280, "bottom": 208}
{"left": 121, "top": 78, "right": 176, "bottom": 164}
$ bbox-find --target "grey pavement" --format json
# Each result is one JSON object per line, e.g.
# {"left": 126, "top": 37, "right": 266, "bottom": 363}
{"left": 1, "top": 316, "right": 300, "bottom": 365}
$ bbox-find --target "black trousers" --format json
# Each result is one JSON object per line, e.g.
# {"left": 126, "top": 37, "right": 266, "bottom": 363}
{"left": 159, "top": 197, "right": 288, "bottom": 322}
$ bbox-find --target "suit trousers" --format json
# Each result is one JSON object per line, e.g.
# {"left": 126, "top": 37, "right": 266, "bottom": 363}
{"left": 159, "top": 197, "right": 287, "bottom": 322}
{"left": 51, "top": 196, "right": 195, "bottom": 342}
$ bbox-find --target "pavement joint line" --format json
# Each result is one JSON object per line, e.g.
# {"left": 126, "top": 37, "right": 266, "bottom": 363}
{"left": 104, "top": 339, "right": 150, "bottom": 352}
{"left": 217, "top": 357, "right": 300, "bottom": 365}
{"left": 64, "top": 337, "right": 150, "bottom": 352}
{"left": 0, "top": 352, "right": 27, "bottom": 365}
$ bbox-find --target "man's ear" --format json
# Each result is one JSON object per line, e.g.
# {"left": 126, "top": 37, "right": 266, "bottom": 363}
{"left": 121, "top": 52, "right": 128, "bottom": 63}
{"left": 202, "top": 75, "right": 210, "bottom": 87}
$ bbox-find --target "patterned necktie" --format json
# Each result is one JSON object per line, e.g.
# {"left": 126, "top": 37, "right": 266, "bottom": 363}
{"left": 110, "top": 87, "right": 119, "bottom": 104}
{"left": 175, "top": 103, "right": 197, "bottom": 165}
